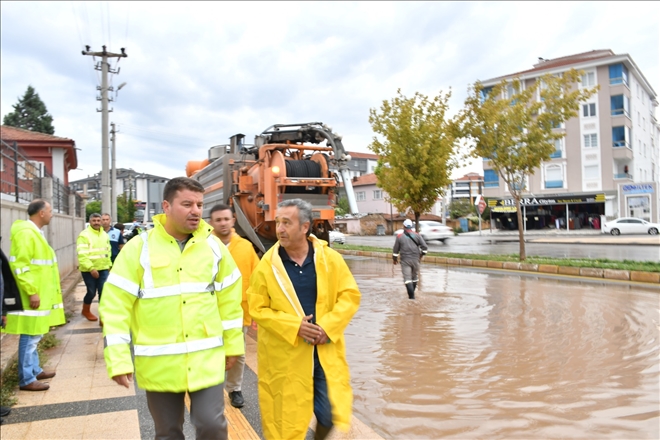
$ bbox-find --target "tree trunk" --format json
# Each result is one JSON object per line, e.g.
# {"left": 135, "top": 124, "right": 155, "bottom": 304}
{"left": 515, "top": 197, "right": 526, "bottom": 260}
{"left": 414, "top": 211, "right": 421, "bottom": 232}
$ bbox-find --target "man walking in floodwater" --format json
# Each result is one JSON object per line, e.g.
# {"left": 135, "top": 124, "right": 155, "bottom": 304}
{"left": 392, "top": 219, "right": 428, "bottom": 299}
{"left": 248, "top": 198, "right": 361, "bottom": 440}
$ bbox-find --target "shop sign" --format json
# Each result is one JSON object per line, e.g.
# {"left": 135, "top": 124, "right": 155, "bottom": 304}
{"left": 490, "top": 193, "right": 605, "bottom": 208}
{"left": 622, "top": 184, "right": 654, "bottom": 194}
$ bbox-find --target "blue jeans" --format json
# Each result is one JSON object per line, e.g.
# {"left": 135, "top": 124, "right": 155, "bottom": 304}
{"left": 18, "top": 334, "right": 43, "bottom": 387}
{"left": 313, "top": 348, "right": 333, "bottom": 428}
{"left": 82, "top": 269, "right": 109, "bottom": 304}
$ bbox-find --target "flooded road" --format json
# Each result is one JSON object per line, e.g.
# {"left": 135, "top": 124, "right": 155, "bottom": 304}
{"left": 343, "top": 256, "right": 660, "bottom": 439}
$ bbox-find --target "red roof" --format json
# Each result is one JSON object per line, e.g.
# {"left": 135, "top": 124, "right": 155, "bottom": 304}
{"left": 347, "top": 151, "right": 379, "bottom": 160}
{"left": 455, "top": 172, "right": 483, "bottom": 181}
{"left": 484, "top": 49, "right": 616, "bottom": 83}
{"left": 0, "top": 125, "right": 74, "bottom": 142}
{"left": 350, "top": 173, "right": 378, "bottom": 186}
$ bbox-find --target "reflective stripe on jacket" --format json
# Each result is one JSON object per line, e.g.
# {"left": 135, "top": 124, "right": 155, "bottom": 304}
{"left": 248, "top": 235, "right": 361, "bottom": 439}
{"left": 3, "top": 220, "right": 64, "bottom": 335}
{"left": 76, "top": 226, "right": 111, "bottom": 272}
{"left": 100, "top": 214, "right": 244, "bottom": 393}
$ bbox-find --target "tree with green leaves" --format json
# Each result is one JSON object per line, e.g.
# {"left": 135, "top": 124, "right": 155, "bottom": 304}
{"left": 117, "top": 194, "right": 136, "bottom": 223}
{"left": 368, "top": 89, "right": 458, "bottom": 230}
{"left": 3, "top": 85, "right": 55, "bottom": 134}
{"left": 86, "top": 200, "right": 101, "bottom": 221}
{"left": 448, "top": 198, "right": 474, "bottom": 219}
{"left": 458, "top": 69, "right": 598, "bottom": 260}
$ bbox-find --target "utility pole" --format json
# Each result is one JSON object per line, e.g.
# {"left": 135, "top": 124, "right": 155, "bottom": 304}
{"left": 110, "top": 122, "right": 117, "bottom": 222}
{"left": 81, "top": 45, "right": 127, "bottom": 216}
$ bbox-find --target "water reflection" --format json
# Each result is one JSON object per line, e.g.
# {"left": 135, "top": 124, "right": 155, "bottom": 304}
{"left": 344, "top": 257, "right": 660, "bottom": 439}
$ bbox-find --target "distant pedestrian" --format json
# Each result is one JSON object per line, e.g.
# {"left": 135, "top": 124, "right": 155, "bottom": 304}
{"left": 77, "top": 213, "right": 111, "bottom": 322}
{"left": 108, "top": 222, "right": 125, "bottom": 263}
{"left": 392, "top": 219, "right": 428, "bottom": 299}
{"left": 100, "top": 177, "right": 244, "bottom": 440}
{"left": 4, "top": 200, "right": 63, "bottom": 391}
{"left": 248, "top": 199, "right": 361, "bottom": 440}
{"left": 209, "top": 204, "right": 260, "bottom": 409}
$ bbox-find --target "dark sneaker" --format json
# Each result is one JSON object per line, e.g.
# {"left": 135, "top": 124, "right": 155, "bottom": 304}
{"left": 229, "top": 390, "right": 244, "bottom": 408}
{"left": 0, "top": 406, "right": 10, "bottom": 417}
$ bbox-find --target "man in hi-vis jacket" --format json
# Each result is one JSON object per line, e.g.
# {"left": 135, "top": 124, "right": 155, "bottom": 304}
{"left": 100, "top": 177, "right": 244, "bottom": 439}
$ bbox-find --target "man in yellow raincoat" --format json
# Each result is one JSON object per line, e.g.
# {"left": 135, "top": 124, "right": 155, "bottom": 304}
{"left": 248, "top": 199, "right": 361, "bottom": 440}
{"left": 100, "top": 177, "right": 244, "bottom": 439}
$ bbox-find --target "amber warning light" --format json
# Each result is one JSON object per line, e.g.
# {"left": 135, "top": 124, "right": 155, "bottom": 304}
{"left": 271, "top": 166, "right": 280, "bottom": 177}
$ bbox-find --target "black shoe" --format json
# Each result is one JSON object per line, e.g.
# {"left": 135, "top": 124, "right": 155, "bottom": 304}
{"left": 405, "top": 283, "right": 415, "bottom": 299}
{"left": 229, "top": 390, "right": 244, "bottom": 408}
{"left": 0, "top": 406, "right": 9, "bottom": 417}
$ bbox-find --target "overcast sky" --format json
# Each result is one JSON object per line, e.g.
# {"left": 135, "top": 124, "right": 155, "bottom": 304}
{"left": 1, "top": 1, "right": 658, "bottom": 182}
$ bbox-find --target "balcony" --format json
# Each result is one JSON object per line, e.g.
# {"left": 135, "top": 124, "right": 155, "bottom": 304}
{"left": 544, "top": 180, "right": 563, "bottom": 189}
{"left": 612, "top": 145, "right": 633, "bottom": 160}
{"left": 549, "top": 150, "right": 562, "bottom": 159}
{"left": 614, "top": 173, "right": 633, "bottom": 180}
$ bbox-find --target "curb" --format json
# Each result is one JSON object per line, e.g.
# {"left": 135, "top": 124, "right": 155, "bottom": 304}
{"left": 0, "top": 271, "right": 82, "bottom": 377}
{"left": 337, "top": 249, "right": 660, "bottom": 287}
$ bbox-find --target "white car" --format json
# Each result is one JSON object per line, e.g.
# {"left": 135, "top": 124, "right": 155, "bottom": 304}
{"left": 602, "top": 217, "right": 659, "bottom": 235}
{"left": 394, "top": 220, "right": 453, "bottom": 243}
{"left": 329, "top": 230, "right": 346, "bottom": 244}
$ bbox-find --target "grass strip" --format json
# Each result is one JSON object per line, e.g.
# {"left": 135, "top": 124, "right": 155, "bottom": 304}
{"left": 0, "top": 332, "right": 60, "bottom": 407}
{"left": 333, "top": 243, "right": 660, "bottom": 273}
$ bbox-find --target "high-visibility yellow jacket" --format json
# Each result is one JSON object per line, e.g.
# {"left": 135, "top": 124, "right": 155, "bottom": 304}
{"left": 248, "top": 235, "right": 361, "bottom": 440}
{"left": 225, "top": 230, "right": 260, "bottom": 327}
{"left": 76, "top": 225, "right": 111, "bottom": 272}
{"left": 100, "top": 214, "right": 245, "bottom": 392}
{"left": 3, "top": 220, "right": 65, "bottom": 335}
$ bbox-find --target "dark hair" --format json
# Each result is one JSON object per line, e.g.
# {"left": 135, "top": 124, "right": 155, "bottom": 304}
{"left": 277, "top": 199, "right": 313, "bottom": 227}
{"left": 209, "top": 204, "right": 232, "bottom": 217}
{"left": 163, "top": 177, "right": 205, "bottom": 203}
{"left": 27, "top": 199, "right": 47, "bottom": 216}
{"left": 114, "top": 222, "right": 125, "bottom": 231}
{"left": 89, "top": 213, "right": 101, "bottom": 220}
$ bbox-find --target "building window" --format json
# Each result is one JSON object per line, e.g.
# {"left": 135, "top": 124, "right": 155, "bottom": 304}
{"left": 355, "top": 191, "right": 366, "bottom": 202}
{"left": 544, "top": 164, "right": 563, "bottom": 189}
{"left": 582, "top": 103, "right": 596, "bottom": 117}
{"left": 373, "top": 190, "right": 382, "bottom": 200}
{"left": 609, "top": 63, "right": 629, "bottom": 86}
{"left": 583, "top": 133, "right": 598, "bottom": 148}
{"left": 550, "top": 138, "right": 563, "bottom": 158}
{"left": 480, "top": 86, "right": 493, "bottom": 103}
{"left": 610, "top": 95, "right": 630, "bottom": 117}
{"left": 581, "top": 71, "right": 596, "bottom": 88}
{"left": 484, "top": 169, "right": 499, "bottom": 188}
{"left": 612, "top": 126, "right": 630, "bottom": 148}
{"left": 584, "top": 164, "right": 599, "bottom": 180}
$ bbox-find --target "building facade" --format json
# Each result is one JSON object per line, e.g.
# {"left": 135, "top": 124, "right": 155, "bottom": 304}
{"left": 70, "top": 168, "right": 169, "bottom": 221}
{"left": 479, "top": 50, "right": 658, "bottom": 230}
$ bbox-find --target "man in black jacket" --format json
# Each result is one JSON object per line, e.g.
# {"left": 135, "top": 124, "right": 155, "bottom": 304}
{"left": 392, "top": 219, "right": 428, "bottom": 299}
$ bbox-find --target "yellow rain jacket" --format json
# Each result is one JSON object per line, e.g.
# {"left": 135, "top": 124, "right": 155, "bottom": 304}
{"left": 76, "top": 225, "right": 111, "bottom": 272}
{"left": 99, "top": 214, "right": 244, "bottom": 392}
{"left": 4, "top": 220, "right": 65, "bottom": 335}
{"left": 226, "top": 230, "right": 260, "bottom": 326}
{"left": 248, "top": 235, "right": 361, "bottom": 440}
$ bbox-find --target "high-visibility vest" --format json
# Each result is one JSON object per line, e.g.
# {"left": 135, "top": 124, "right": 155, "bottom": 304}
{"left": 77, "top": 226, "right": 111, "bottom": 271}
{"left": 3, "top": 220, "right": 65, "bottom": 336}
{"left": 100, "top": 214, "right": 244, "bottom": 392}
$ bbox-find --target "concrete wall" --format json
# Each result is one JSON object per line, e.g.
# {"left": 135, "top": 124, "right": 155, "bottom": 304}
{"left": 1, "top": 198, "right": 85, "bottom": 279}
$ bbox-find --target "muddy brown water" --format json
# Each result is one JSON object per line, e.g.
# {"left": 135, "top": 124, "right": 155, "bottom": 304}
{"left": 343, "top": 257, "right": 660, "bottom": 439}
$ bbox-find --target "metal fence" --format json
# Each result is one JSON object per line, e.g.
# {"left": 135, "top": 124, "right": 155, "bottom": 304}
{"left": 0, "top": 138, "right": 84, "bottom": 216}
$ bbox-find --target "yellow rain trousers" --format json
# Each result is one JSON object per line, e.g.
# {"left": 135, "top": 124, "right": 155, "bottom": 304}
{"left": 248, "top": 235, "right": 361, "bottom": 440}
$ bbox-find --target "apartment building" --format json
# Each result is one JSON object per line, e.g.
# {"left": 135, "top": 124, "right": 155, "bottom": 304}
{"left": 480, "top": 50, "right": 658, "bottom": 230}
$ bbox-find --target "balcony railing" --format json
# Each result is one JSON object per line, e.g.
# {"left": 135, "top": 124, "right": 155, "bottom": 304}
{"left": 613, "top": 140, "right": 630, "bottom": 148}
{"left": 544, "top": 180, "right": 563, "bottom": 189}
{"left": 614, "top": 173, "right": 633, "bottom": 180}
{"left": 549, "top": 150, "right": 562, "bottom": 159}
{"left": 611, "top": 109, "right": 629, "bottom": 117}
{"left": 484, "top": 181, "right": 499, "bottom": 188}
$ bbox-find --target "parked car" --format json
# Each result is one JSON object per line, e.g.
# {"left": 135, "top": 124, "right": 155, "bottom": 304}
{"left": 329, "top": 230, "right": 346, "bottom": 244}
{"left": 393, "top": 220, "right": 453, "bottom": 243}
{"left": 602, "top": 217, "right": 660, "bottom": 235}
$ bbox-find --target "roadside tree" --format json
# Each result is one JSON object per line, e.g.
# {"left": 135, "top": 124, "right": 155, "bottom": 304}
{"left": 3, "top": 86, "right": 55, "bottom": 135}
{"left": 369, "top": 89, "right": 458, "bottom": 230}
{"left": 458, "top": 69, "right": 597, "bottom": 260}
